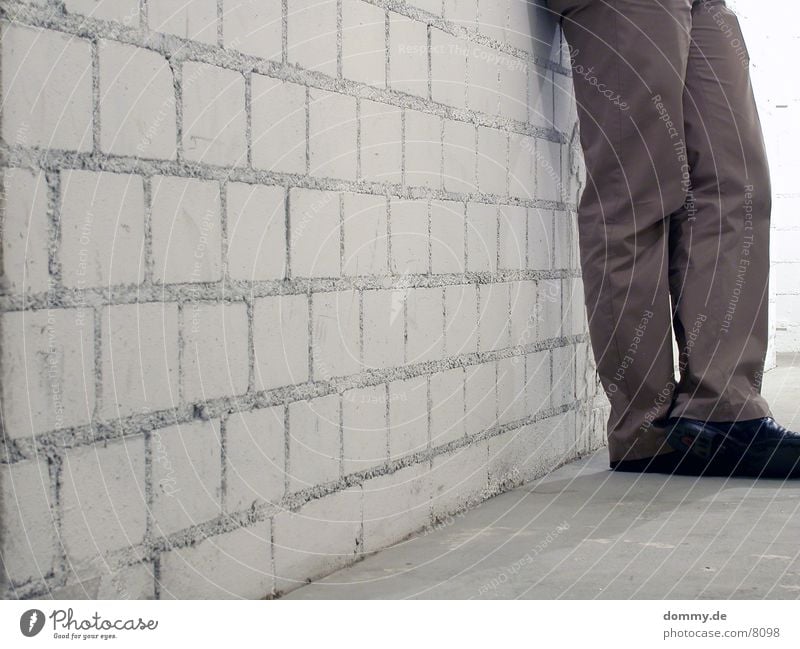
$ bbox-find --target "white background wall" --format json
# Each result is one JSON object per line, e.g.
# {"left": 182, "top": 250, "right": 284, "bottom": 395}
{"left": 730, "top": 0, "right": 800, "bottom": 356}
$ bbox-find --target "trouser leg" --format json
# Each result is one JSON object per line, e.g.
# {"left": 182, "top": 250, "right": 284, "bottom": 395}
{"left": 546, "top": 0, "right": 695, "bottom": 462}
{"left": 667, "top": 0, "right": 773, "bottom": 422}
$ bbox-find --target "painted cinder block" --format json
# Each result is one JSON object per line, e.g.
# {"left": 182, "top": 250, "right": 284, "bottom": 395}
{"left": 1, "top": 308, "right": 95, "bottom": 439}
{"left": 253, "top": 294, "right": 310, "bottom": 391}
{"left": 0, "top": 459, "right": 56, "bottom": 587}
{"left": 61, "top": 436, "right": 146, "bottom": 565}
{"left": 272, "top": 487, "right": 362, "bottom": 594}
{"left": 1, "top": 168, "right": 49, "bottom": 294}
{"left": 159, "top": 521, "right": 273, "bottom": 599}
{"left": 225, "top": 407, "right": 286, "bottom": 512}
{"left": 99, "top": 40, "right": 177, "bottom": 159}
{"left": 1, "top": 23, "right": 93, "bottom": 152}
{"left": 151, "top": 419, "right": 222, "bottom": 537}
{"left": 100, "top": 302, "right": 179, "bottom": 418}
{"left": 60, "top": 170, "right": 145, "bottom": 288}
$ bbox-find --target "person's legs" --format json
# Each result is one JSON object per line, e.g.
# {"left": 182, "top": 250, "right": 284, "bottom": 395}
{"left": 667, "top": 0, "right": 773, "bottom": 423}
{"left": 546, "top": 0, "right": 695, "bottom": 463}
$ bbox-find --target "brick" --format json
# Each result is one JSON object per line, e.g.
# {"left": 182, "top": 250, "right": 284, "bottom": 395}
{"left": 444, "top": 0, "right": 478, "bottom": 29}
{"left": 552, "top": 344, "right": 575, "bottom": 407}
{"left": 360, "top": 99, "right": 402, "bottom": 183}
{"left": 477, "top": 0, "right": 506, "bottom": 42}
{"left": 444, "top": 284, "right": 478, "bottom": 356}
{"left": 151, "top": 419, "right": 222, "bottom": 536}
{"left": 509, "top": 279, "right": 537, "bottom": 349}
{"left": 507, "top": 0, "right": 534, "bottom": 52}
{"left": 309, "top": 89, "right": 358, "bottom": 180}
{"left": 287, "top": 0, "right": 338, "bottom": 75}
{"left": 388, "top": 376, "right": 428, "bottom": 458}
{"left": 1, "top": 308, "right": 94, "bottom": 439}
{"left": 528, "top": 208, "right": 554, "bottom": 270}
{"left": 1, "top": 23, "right": 93, "bottom": 152}
{"left": 148, "top": 0, "right": 217, "bottom": 44}
{"left": 497, "top": 355, "right": 526, "bottom": 424}
{"left": 529, "top": 67, "right": 556, "bottom": 130}
{"left": 182, "top": 62, "right": 246, "bottom": 165}
{"left": 477, "top": 126, "right": 508, "bottom": 195}
{"left": 466, "top": 203, "right": 497, "bottom": 272}
{"left": 288, "top": 395, "right": 340, "bottom": 491}
{"left": 0, "top": 459, "right": 55, "bottom": 585}
{"left": 408, "top": 0, "right": 441, "bottom": 13}
{"left": 60, "top": 170, "right": 145, "bottom": 288}
{"left": 542, "top": 410, "right": 576, "bottom": 467}
{"left": 362, "top": 463, "right": 429, "bottom": 552}
{"left": 537, "top": 278, "right": 562, "bottom": 339}
{"left": 273, "top": 487, "right": 362, "bottom": 593}
{"left": 389, "top": 13, "right": 428, "bottom": 98}
{"left": 498, "top": 204, "right": 527, "bottom": 270}
{"left": 390, "top": 198, "right": 429, "bottom": 275}
{"left": 99, "top": 40, "right": 176, "bottom": 159}
{"left": 431, "top": 30, "right": 467, "bottom": 108}
{"left": 443, "top": 119, "right": 476, "bottom": 194}
{"left": 430, "top": 440, "right": 488, "bottom": 519}
{"left": 430, "top": 367, "right": 465, "bottom": 446}
{"left": 226, "top": 182, "right": 286, "bottom": 280}
{"left": 226, "top": 407, "right": 285, "bottom": 511}
{"left": 363, "top": 290, "right": 405, "bottom": 370}
{"left": 430, "top": 199, "right": 465, "bottom": 274}
{"left": 182, "top": 301, "right": 249, "bottom": 402}
{"left": 536, "top": 138, "right": 563, "bottom": 203}
{"left": 467, "top": 43, "right": 500, "bottom": 115}
{"left": 405, "top": 110, "right": 441, "bottom": 189}
{"left": 289, "top": 188, "right": 340, "bottom": 278}
{"left": 508, "top": 133, "right": 536, "bottom": 199}
{"left": 61, "top": 436, "right": 146, "bottom": 564}
{"left": 253, "top": 294, "right": 309, "bottom": 390}
{"left": 488, "top": 415, "right": 571, "bottom": 489}
{"left": 343, "top": 193, "right": 388, "bottom": 276}
{"left": 498, "top": 52, "right": 529, "bottom": 122}
{"left": 526, "top": 349, "right": 551, "bottom": 414}
{"left": 160, "top": 521, "right": 272, "bottom": 599}
{"left": 100, "top": 302, "right": 178, "bottom": 418}
{"left": 311, "top": 290, "right": 361, "bottom": 379}
{"left": 1, "top": 168, "right": 49, "bottom": 294}
{"left": 406, "top": 287, "right": 444, "bottom": 364}
{"left": 223, "top": 1, "right": 282, "bottom": 59}
{"left": 553, "top": 70, "right": 576, "bottom": 135}
{"left": 478, "top": 282, "right": 509, "bottom": 351}
{"left": 66, "top": 0, "right": 140, "bottom": 26}
{"left": 562, "top": 275, "right": 586, "bottom": 337}
{"left": 251, "top": 76, "right": 307, "bottom": 174}
{"left": 342, "top": 0, "right": 386, "bottom": 86}
{"left": 342, "top": 385, "right": 388, "bottom": 473}
{"left": 574, "top": 340, "right": 592, "bottom": 404}
{"left": 465, "top": 362, "right": 497, "bottom": 435}
{"left": 151, "top": 176, "right": 222, "bottom": 283}
{"left": 553, "top": 209, "right": 574, "bottom": 270}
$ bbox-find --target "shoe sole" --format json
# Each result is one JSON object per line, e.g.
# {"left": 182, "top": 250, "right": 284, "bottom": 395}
{"left": 666, "top": 418, "right": 800, "bottom": 479}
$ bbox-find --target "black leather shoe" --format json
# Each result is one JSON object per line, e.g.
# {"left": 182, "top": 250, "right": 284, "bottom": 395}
{"left": 665, "top": 416, "right": 800, "bottom": 479}
{"left": 610, "top": 449, "right": 736, "bottom": 476}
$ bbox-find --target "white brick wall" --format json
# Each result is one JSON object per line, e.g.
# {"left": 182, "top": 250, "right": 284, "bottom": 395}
{"left": 1, "top": 0, "right": 604, "bottom": 599}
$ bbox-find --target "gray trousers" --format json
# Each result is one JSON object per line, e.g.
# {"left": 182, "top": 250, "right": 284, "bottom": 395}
{"left": 545, "top": 0, "right": 773, "bottom": 462}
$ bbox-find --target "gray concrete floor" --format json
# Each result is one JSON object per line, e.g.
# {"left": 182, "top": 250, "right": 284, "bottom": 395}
{"left": 286, "top": 353, "right": 800, "bottom": 599}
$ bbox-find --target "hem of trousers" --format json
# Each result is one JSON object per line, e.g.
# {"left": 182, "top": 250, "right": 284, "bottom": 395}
{"left": 607, "top": 431, "right": 676, "bottom": 465}
{"left": 667, "top": 393, "right": 773, "bottom": 423}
